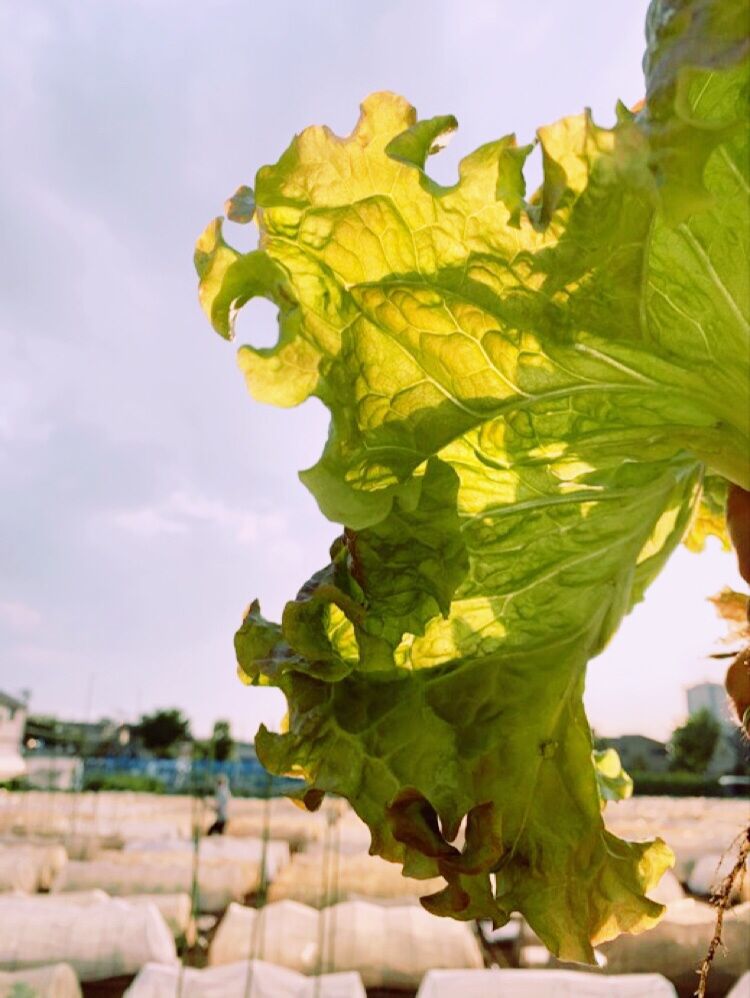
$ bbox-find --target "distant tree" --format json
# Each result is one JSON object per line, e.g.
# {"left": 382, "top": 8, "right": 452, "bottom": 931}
{"left": 136, "top": 709, "right": 191, "bottom": 758}
{"left": 590, "top": 728, "right": 605, "bottom": 751}
{"left": 668, "top": 709, "right": 721, "bottom": 774}
{"left": 191, "top": 739, "right": 210, "bottom": 762}
{"left": 191, "top": 720, "right": 235, "bottom": 763}
{"left": 210, "top": 720, "right": 235, "bottom": 762}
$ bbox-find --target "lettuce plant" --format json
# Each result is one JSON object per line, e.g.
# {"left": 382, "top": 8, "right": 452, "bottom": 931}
{"left": 195, "top": 0, "right": 748, "bottom": 961}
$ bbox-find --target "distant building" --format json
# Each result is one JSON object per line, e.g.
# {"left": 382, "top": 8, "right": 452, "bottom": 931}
{"left": 0, "top": 691, "right": 27, "bottom": 782}
{"left": 686, "top": 682, "right": 734, "bottom": 730}
{"left": 24, "top": 715, "right": 123, "bottom": 756}
{"left": 598, "top": 734, "right": 669, "bottom": 773}
{"left": 25, "top": 755, "right": 83, "bottom": 791}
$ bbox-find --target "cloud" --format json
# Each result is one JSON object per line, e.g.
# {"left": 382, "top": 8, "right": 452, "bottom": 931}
{"left": 0, "top": 600, "right": 42, "bottom": 634}
{"left": 110, "top": 506, "right": 188, "bottom": 538}
{"left": 0, "top": 0, "right": 657, "bottom": 739}
{"left": 7, "top": 641, "right": 81, "bottom": 669}
{"left": 107, "top": 489, "right": 287, "bottom": 544}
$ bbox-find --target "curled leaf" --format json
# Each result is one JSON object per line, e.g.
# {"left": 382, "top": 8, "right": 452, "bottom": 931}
{"left": 196, "top": 0, "right": 748, "bottom": 963}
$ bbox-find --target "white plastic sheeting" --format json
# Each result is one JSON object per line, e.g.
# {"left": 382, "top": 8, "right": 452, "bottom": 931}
{"left": 124, "top": 960, "right": 366, "bottom": 998}
{"left": 727, "top": 972, "right": 750, "bottom": 997}
{"left": 226, "top": 799, "right": 328, "bottom": 846}
{"left": 52, "top": 856, "right": 251, "bottom": 912}
{"left": 122, "top": 837, "right": 290, "bottom": 882}
{"left": 100, "top": 849, "right": 266, "bottom": 906}
{"left": 8, "top": 890, "right": 193, "bottom": 940}
{"left": 124, "top": 895, "right": 193, "bottom": 939}
{"left": 0, "top": 963, "right": 81, "bottom": 998}
{"left": 20, "top": 889, "right": 109, "bottom": 904}
{"left": 604, "top": 797, "right": 749, "bottom": 882}
{"left": 0, "top": 895, "right": 177, "bottom": 981}
{"left": 688, "top": 853, "right": 750, "bottom": 902}
{"left": 0, "top": 842, "right": 67, "bottom": 890}
{"left": 647, "top": 869, "right": 685, "bottom": 905}
{"left": 7, "top": 790, "right": 742, "bottom": 871}
{"left": 209, "top": 900, "right": 483, "bottom": 988}
{"left": 322, "top": 900, "right": 483, "bottom": 988}
{"left": 0, "top": 792, "right": 193, "bottom": 840}
{"left": 210, "top": 902, "right": 317, "bottom": 974}
{"left": 61, "top": 833, "right": 123, "bottom": 860}
{"left": 0, "top": 852, "right": 37, "bottom": 893}
{"left": 416, "top": 969, "right": 677, "bottom": 997}
{"left": 4, "top": 833, "right": 122, "bottom": 861}
{"left": 600, "top": 899, "right": 750, "bottom": 990}
{"left": 303, "top": 816, "right": 372, "bottom": 858}
{"left": 267, "top": 852, "right": 444, "bottom": 905}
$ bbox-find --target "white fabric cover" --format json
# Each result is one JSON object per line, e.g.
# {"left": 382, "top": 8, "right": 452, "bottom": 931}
{"left": 600, "top": 899, "right": 750, "bottom": 986}
{"left": 209, "top": 899, "right": 483, "bottom": 987}
{"left": 17, "top": 889, "right": 110, "bottom": 905}
{"left": 0, "top": 842, "right": 67, "bottom": 890}
{"left": 320, "top": 900, "right": 484, "bottom": 987}
{"left": 226, "top": 800, "right": 327, "bottom": 846}
{"left": 0, "top": 895, "right": 177, "bottom": 981}
{"left": 124, "top": 895, "right": 193, "bottom": 939}
{"left": 63, "top": 833, "right": 123, "bottom": 860}
{"left": 99, "top": 849, "right": 264, "bottom": 906}
{"left": 688, "top": 853, "right": 750, "bottom": 902}
{"left": 10, "top": 889, "right": 192, "bottom": 940}
{"left": 124, "top": 960, "right": 366, "bottom": 998}
{"left": 0, "top": 792, "right": 194, "bottom": 840}
{"left": 0, "top": 963, "right": 81, "bottom": 998}
{"left": 0, "top": 852, "right": 37, "bottom": 893}
{"left": 415, "top": 969, "right": 677, "bottom": 997}
{"left": 303, "top": 817, "right": 372, "bottom": 858}
{"left": 210, "top": 902, "right": 318, "bottom": 974}
{"left": 2, "top": 833, "right": 122, "bottom": 861}
{"left": 727, "top": 972, "right": 750, "bottom": 997}
{"left": 267, "top": 852, "right": 443, "bottom": 905}
{"left": 647, "top": 869, "right": 685, "bottom": 905}
{"left": 52, "top": 857, "right": 249, "bottom": 913}
{"left": 604, "top": 797, "right": 749, "bottom": 882}
{"left": 122, "top": 837, "right": 290, "bottom": 882}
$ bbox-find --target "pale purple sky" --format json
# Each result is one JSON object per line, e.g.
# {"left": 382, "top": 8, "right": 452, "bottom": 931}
{"left": 0, "top": 0, "right": 741, "bottom": 742}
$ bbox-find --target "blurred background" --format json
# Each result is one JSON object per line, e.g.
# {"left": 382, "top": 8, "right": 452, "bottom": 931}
{"left": 0, "top": 1, "right": 747, "bottom": 996}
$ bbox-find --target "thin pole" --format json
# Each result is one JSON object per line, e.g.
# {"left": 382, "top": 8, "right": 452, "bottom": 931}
{"left": 325, "top": 812, "right": 341, "bottom": 974}
{"left": 313, "top": 802, "right": 336, "bottom": 997}
{"left": 70, "top": 673, "right": 95, "bottom": 841}
{"left": 242, "top": 772, "right": 273, "bottom": 998}
{"left": 177, "top": 758, "right": 203, "bottom": 998}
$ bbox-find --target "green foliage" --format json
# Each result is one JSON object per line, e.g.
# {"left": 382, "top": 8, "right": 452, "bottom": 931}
{"left": 668, "top": 709, "right": 722, "bottom": 774}
{"left": 0, "top": 777, "right": 30, "bottom": 792}
{"left": 211, "top": 720, "right": 235, "bottom": 762}
{"left": 195, "top": 0, "right": 748, "bottom": 964}
{"left": 136, "top": 709, "right": 191, "bottom": 759}
{"left": 593, "top": 748, "right": 634, "bottom": 806}
{"left": 83, "top": 772, "right": 166, "bottom": 793}
{"left": 630, "top": 771, "right": 722, "bottom": 796}
{"left": 194, "top": 720, "right": 236, "bottom": 762}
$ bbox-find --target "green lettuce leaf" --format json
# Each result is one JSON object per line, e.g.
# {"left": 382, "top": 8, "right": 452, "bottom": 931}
{"left": 593, "top": 748, "right": 634, "bottom": 807}
{"left": 195, "top": 0, "right": 748, "bottom": 963}
{"left": 683, "top": 471, "right": 730, "bottom": 552}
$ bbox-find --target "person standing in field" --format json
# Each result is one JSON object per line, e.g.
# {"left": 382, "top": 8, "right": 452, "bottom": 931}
{"left": 207, "top": 774, "right": 231, "bottom": 835}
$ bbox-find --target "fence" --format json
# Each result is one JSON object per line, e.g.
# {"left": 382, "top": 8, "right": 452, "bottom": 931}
{"left": 21, "top": 752, "right": 301, "bottom": 796}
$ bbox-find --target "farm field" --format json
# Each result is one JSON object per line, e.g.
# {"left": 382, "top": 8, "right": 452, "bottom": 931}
{"left": 0, "top": 791, "right": 747, "bottom": 997}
